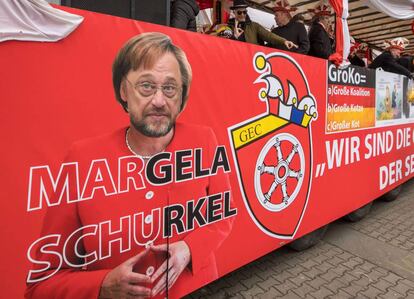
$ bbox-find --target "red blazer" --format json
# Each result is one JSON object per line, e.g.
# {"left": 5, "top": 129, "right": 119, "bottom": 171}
{"left": 26, "top": 122, "right": 234, "bottom": 299}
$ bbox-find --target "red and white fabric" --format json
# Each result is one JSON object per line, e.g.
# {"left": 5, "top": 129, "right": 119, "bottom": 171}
{"left": 383, "top": 37, "right": 410, "bottom": 51}
{"left": 328, "top": 0, "right": 350, "bottom": 66}
{"left": 0, "top": 0, "right": 83, "bottom": 42}
{"left": 365, "top": 0, "right": 414, "bottom": 20}
{"left": 273, "top": 0, "right": 297, "bottom": 12}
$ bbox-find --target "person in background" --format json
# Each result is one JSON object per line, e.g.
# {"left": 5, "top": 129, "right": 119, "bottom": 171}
{"left": 225, "top": 0, "right": 297, "bottom": 50}
{"left": 307, "top": 3, "right": 333, "bottom": 59}
{"left": 270, "top": 0, "right": 309, "bottom": 54}
{"left": 397, "top": 53, "right": 414, "bottom": 73}
{"left": 349, "top": 42, "right": 368, "bottom": 67}
{"left": 292, "top": 12, "right": 305, "bottom": 24}
{"left": 171, "top": 0, "right": 200, "bottom": 32}
{"left": 369, "top": 37, "right": 414, "bottom": 79}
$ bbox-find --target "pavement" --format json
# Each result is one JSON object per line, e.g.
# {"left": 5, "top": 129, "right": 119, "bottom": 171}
{"left": 186, "top": 178, "right": 414, "bottom": 299}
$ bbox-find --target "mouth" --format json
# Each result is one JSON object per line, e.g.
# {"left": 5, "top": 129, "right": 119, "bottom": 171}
{"left": 145, "top": 113, "right": 170, "bottom": 121}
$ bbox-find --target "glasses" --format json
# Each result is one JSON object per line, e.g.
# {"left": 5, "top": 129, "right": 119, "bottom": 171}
{"left": 236, "top": 10, "right": 247, "bottom": 15}
{"left": 125, "top": 78, "right": 181, "bottom": 99}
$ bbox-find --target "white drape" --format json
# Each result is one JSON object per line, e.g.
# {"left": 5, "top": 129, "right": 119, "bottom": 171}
{"left": 365, "top": 0, "right": 414, "bottom": 19}
{"left": 0, "top": 0, "right": 83, "bottom": 42}
{"left": 341, "top": 0, "right": 350, "bottom": 64}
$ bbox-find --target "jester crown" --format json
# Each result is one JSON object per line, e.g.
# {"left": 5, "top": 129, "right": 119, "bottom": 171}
{"left": 254, "top": 53, "right": 317, "bottom": 128}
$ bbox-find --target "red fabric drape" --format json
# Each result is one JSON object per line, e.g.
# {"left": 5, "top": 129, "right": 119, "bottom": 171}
{"left": 328, "top": 0, "right": 348, "bottom": 66}
{"left": 197, "top": 0, "right": 214, "bottom": 9}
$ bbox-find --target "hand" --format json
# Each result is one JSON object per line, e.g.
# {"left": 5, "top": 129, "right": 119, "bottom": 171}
{"left": 233, "top": 21, "right": 244, "bottom": 39}
{"left": 150, "top": 241, "right": 191, "bottom": 297}
{"left": 285, "top": 40, "right": 298, "bottom": 50}
{"left": 99, "top": 250, "right": 152, "bottom": 299}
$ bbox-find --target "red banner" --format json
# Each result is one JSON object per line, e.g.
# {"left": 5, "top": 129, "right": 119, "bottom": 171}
{"left": 1, "top": 6, "right": 414, "bottom": 299}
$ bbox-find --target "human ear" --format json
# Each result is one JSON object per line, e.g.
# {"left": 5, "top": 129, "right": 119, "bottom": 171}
{"left": 120, "top": 80, "right": 128, "bottom": 104}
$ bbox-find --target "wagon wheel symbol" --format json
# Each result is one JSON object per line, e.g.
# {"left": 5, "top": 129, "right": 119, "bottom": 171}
{"left": 254, "top": 133, "right": 305, "bottom": 212}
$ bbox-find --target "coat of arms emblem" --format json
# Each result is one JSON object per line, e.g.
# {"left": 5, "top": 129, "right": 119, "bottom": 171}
{"left": 228, "top": 52, "right": 318, "bottom": 238}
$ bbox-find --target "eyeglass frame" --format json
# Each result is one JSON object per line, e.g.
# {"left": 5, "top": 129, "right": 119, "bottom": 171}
{"left": 124, "top": 77, "right": 182, "bottom": 99}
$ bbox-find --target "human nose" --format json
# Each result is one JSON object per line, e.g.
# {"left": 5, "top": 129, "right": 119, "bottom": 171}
{"left": 150, "top": 89, "right": 167, "bottom": 107}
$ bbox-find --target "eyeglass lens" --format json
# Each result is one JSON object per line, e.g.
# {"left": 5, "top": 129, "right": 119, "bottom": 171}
{"left": 138, "top": 82, "right": 179, "bottom": 98}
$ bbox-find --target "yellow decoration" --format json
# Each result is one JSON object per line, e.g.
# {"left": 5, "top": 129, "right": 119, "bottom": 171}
{"left": 255, "top": 55, "right": 266, "bottom": 70}
{"left": 301, "top": 113, "right": 312, "bottom": 127}
{"left": 408, "top": 88, "right": 414, "bottom": 103}
{"left": 232, "top": 115, "right": 288, "bottom": 149}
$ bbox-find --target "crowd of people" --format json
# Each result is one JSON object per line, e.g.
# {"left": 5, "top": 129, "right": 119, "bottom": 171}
{"left": 213, "top": 0, "right": 334, "bottom": 59}
{"left": 368, "top": 38, "right": 414, "bottom": 79}
{"left": 170, "top": 0, "right": 414, "bottom": 80}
